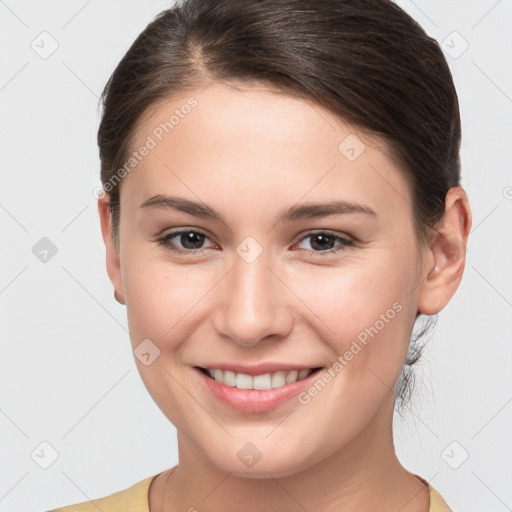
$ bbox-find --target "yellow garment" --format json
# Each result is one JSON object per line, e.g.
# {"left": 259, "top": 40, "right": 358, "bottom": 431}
{"left": 50, "top": 473, "right": 452, "bottom": 511}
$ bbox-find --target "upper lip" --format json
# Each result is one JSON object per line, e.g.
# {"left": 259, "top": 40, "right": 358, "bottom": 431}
{"left": 195, "top": 363, "right": 323, "bottom": 376}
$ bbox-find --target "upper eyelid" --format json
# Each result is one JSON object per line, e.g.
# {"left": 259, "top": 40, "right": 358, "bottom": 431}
{"left": 298, "top": 229, "right": 352, "bottom": 240}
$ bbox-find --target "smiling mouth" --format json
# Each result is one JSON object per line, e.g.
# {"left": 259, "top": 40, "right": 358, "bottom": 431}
{"left": 196, "top": 367, "right": 324, "bottom": 391}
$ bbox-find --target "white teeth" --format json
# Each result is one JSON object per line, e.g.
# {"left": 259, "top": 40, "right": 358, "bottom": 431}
{"left": 298, "top": 369, "right": 310, "bottom": 380}
{"left": 223, "top": 370, "right": 236, "bottom": 387}
{"left": 204, "top": 368, "right": 315, "bottom": 390}
{"left": 253, "top": 373, "right": 272, "bottom": 390}
{"left": 285, "top": 370, "right": 298, "bottom": 384}
{"left": 235, "top": 373, "right": 253, "bottom": 389}
{"left": 271, "top": 371, "right": 286, "bottom": 388}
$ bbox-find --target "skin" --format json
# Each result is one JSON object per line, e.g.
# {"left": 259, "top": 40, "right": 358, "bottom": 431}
{"left": 98, "top": 82, "right": 471, "bottom": 511}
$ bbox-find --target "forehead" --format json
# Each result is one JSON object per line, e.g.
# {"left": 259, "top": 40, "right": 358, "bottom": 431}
{"left": 121, "top": 82, "right": 411, "bottom": 221}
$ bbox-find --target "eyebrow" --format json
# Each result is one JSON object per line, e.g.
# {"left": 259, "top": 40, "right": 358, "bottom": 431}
{"left": 139, "top": 194, "right": 377, "bottom": 223}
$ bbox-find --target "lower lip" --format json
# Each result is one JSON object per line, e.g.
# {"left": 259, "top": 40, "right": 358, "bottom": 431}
{"left": 194, "top": 367, "right": 322, "bottom": 413}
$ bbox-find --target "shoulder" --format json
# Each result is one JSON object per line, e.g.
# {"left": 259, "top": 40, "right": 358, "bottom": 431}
{"left": 427, "top": 482, "right": 453, "bottom": 511}
{"left": 48, "top": 472, "right": 453, "bottom": 511}
{"left": 48, "top": 475, "right": 158, "bottom": 512}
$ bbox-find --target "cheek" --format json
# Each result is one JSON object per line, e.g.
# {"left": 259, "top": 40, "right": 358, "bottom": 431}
{"left": 119, "top": 251, "right": 206, "bottom": 425}
{"left": 288, "top": 261, "right": 415, "bottom": 440}
{"left": 293, "top": 250, "right": 416, "bottom": 380}
{"left": 121, "top": 248, "right": 212, "bottom": 345}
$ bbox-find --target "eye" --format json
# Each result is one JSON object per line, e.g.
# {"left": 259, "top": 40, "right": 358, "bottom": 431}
{"left": 295, "top": 231, "right": 355, "bottom": 255}
{"left": 156, "top": 229, "right": 355, "bottom": 256}
{"left": 156, "top": 229, "right": 216, "bottom": 254}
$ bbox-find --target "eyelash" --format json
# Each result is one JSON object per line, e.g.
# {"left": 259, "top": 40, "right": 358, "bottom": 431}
{"left": 155, "top": 229, "right": 355, "bottom": 256}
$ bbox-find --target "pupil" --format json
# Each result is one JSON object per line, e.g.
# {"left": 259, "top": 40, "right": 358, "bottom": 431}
{"left": 181, "top": 232, "right": 204, "bottom": 249}
{"left": 311, "top": 234, "right": 334, "bottom": 251}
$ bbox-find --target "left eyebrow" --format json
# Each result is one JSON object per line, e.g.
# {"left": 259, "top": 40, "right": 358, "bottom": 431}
{"left": 139, "top": 195, "right": 377, "bottom": 223}
{"left": 275, "top": 200, "right": 377, "bottom": 223}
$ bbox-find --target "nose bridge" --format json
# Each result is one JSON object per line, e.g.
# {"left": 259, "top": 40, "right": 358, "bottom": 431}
{"left": 214, "top": 244, "right": 291, "bottom": 346}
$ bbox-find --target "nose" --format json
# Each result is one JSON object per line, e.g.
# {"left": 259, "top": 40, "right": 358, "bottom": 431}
{"left": 212, "top": 249, "right": 293, "bottom": 347}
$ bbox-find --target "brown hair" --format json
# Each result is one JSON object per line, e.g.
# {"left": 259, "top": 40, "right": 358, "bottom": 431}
{"left": 97, "top": 0, "right": 461, "bottom": 412}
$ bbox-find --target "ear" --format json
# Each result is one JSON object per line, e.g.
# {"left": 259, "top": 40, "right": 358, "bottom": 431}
{"left": 98, "top": 195, "right": 126, "bottom": 305}
{"left": 417, "top": 186, "right": 472, "bottom": 315}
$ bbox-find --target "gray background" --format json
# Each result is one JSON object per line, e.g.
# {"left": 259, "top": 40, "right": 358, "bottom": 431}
{"left": 1, "top": 1, "right": 511, "bottom": 510}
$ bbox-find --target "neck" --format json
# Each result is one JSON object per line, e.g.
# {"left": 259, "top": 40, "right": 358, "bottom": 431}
{"left": 150, "top": 397, "right": 430, "bottom": 512}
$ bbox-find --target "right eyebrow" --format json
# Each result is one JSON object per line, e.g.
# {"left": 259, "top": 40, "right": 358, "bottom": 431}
{"left": 139, "top": 195, "right": 223, "bottom": 221}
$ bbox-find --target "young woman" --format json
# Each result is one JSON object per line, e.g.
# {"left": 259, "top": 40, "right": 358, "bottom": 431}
{"left": 51, "top": 0, "right": 471, "bottom": 510}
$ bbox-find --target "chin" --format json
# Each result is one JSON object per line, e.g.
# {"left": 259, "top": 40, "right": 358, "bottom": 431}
{"left": 202, "top": 440, "right": 320, "bottom": 479}
{"left": 220, "top": 460, "right": 310, "bottom": 480}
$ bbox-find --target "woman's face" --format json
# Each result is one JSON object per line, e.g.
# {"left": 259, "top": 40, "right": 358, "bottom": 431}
{"left": 104, "top": 82, "right": 429, "bottom": 477}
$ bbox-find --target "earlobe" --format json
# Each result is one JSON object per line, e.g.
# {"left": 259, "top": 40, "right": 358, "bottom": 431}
{"left": 417, "top": 186, "right": 472, "bottom": 316}
{"left": 114, "top": 289, "right": 126, "bottom": 305}
{"left": 97, "top": 195, "right": 126, "bottom": 305}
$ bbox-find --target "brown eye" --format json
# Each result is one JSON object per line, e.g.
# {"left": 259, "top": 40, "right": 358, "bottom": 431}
{"left": 156, "top": 229, "right": 214, "bottom": 254}
{"left": 296, "top": 232, "right": 354, "bottom": 254}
